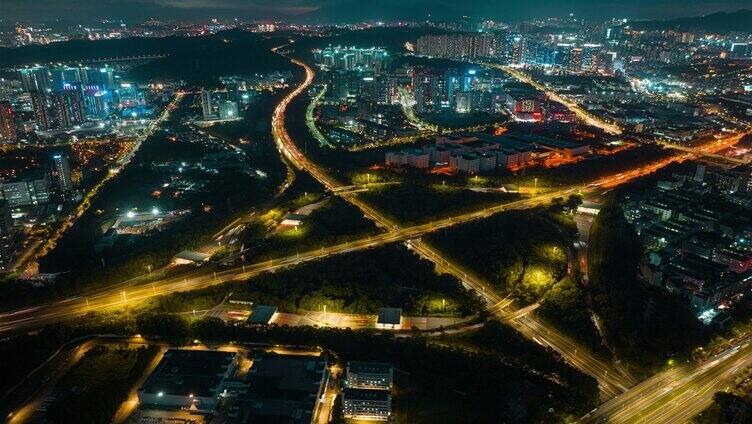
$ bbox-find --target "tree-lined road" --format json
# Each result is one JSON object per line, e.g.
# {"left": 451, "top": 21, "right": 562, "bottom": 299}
{"left": 0, "top": 185, "right": 585, "bottom": 334}
{"left": 2, "top": 49, "right": 750, "bottom": 421}
{"left": 270, "top": 54, "right": 636, "bottom": 398}
{"left": 583, "top": 337, "right": 752, "bottom": 423}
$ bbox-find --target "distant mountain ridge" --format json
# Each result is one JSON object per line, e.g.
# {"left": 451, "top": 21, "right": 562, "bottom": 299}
{"left": 631, "top": 9, "right": 752, "bottom": 33}
{"left": 300, "top": 0, "right": 463, "bottom": 23}
{"left": 0, "top": 29, "right": 294, "bottom": 86}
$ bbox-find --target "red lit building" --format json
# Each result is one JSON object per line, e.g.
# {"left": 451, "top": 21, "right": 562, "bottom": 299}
{"left": 0, "top": 101, "right": 18, "bottom": 142}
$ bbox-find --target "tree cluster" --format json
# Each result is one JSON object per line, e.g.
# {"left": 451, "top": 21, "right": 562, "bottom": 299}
{"left": 427, "top": 210, "right": 569, "bottom": 304}
{"left": 588, "top": 197, "right": 704, "bottom": 369}
{"left": 46, "top": 345, "right": 159, "bottom": 424}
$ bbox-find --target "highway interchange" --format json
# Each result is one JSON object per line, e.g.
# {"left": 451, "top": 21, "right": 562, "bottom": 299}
{"left": 1, "top": 48, "right": 751, "bottom": 423}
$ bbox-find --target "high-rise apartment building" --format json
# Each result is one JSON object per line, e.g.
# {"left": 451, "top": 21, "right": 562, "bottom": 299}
{"left": 30, "top": 91, "right": 51, "bottom": 130}
{"left": 0, "top": 101, "right": 18, "bottom": 142}
{"left": 51, "top": 89, "right": 85, "bottom": 128}
{"left": 416, "top": 34, "right": 497, "bottom": 59}
{"left": 201, "top": 90, "right": 214, "bottom": 119}
{"left": 19, "top": 67, "right": 51, "bottom": 92}
{"left": 52, "top": 153, "right": 73, "bottom": 193}
{"left": 0, "top": 199, "right": 15, "bottom": 271}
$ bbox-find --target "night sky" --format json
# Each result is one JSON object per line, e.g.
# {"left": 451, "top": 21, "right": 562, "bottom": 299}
{"left": 2, "top": 0, "right": 751, "bottom": 23}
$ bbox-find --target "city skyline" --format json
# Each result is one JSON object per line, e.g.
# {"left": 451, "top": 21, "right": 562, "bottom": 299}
{"left": 2, "top": 0, "right": 752, "bottom": 23}
{"left": 1, "top": 3, "right": 751, "bottom": 424}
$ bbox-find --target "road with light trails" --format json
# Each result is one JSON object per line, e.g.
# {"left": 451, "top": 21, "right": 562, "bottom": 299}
{"left": 0, "top": 184, "right": 578, "bottom": 334}
{"left": 489, "top": 64, "right": 622, "bottom": 135}
{"left": 276, "top": 54, "right": 751, "bottom": 404}
{"left": 657, "top": 134, "right": 751, "bottom": 165}
{"left": 2, "top": 47, "right": 745, "bottom": 409}
{"left": 409, "top": 238, "right": 634, "bottom": 400}
{"left": 272, "top": 52, "right": 635, "bottom": 398}
{"left": 582, "top": 337, "right": 752, "bottom": 423}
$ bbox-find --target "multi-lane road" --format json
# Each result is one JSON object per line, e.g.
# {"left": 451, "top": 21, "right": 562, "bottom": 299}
{"left": 0, "top": 189, "right": 589, "bottom": 334}
{"left": 0, "top": 52, "right": 635, "bottom": 400}
{"left": 269, "top": 53, "right": 638, "bottom": 398}
{"left": 493, "top": 64, "right": 623, "bottom": 135}
{"left": 583, "top": 337, "right": 752, "bottom": 423}
{"left": 495, "top": 59, "right": 752, "bottom": 423}
{"left": 2, "top": 49, "right": 750, "bottom": 422}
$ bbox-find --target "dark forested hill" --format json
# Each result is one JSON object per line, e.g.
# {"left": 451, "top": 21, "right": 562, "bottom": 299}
{"left": 631, "top": 10, "right": 752, "bottom": 33}
{"left": 0, "top": 29, "right": 294, "bottom": 86}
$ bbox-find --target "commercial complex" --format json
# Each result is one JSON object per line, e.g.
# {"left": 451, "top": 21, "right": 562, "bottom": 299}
{"left": 138, "top": 349, "right": 239, "bottom": 412}
{"left": 237, "top": 352, "right": 329, "bottom": 423}
{"left": 386, "top": 131, "right": 589, "bottom": 173}
{"left": 137, "top": 349, "right": 330, "bottom": 423}
{"left": 200, "top": 89, "right": 242, "bottom": 121}
{"left": 0, "top": 174, "right": 51, "bottom": 207}
{"left": 346, "top": 362, "right": 394, "bottom": 390}
{"left": 342, "top": 388, "right": 392, "bottom": 421}
{"left": 342, "top": 362, "right": 394, "bottom": 421}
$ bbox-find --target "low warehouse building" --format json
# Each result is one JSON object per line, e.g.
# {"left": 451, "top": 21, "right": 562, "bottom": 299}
{"left": 137, "top": 349, "right": 238, "bottom": 412}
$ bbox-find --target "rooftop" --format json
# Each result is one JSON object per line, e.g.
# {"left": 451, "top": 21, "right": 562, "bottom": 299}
{"left": 377, "top": 308, "right": 401, "bottom": 325}
{"left": 348, "top": 362, "right": 393, "bottom": 375}
{"left": 242, "top": 353, "right": 328, "bottom": 424}
{"left": 343, "top": 388, "right": 391, "bottom": 402}
{"left": 139, "top": 349, "right": 236, "bottom": 399}
{"left": 248, "top": 305, "right": 278, "bottom": 324}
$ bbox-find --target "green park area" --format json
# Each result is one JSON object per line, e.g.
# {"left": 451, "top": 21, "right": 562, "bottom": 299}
{"left": 694, "top": 364, "right": 752, "bottom": 423}
{"left": 425, "top": 210, "right": 570, "bottom": 303}
{"left": 238, "top": 187, "right": 381, "bottom": 262}
{"left": 358, "top": 182, "right": 520, "bottom": 226}
{"left": 420, "top": 110, "right": 508, "bottom": 129}
{"left": 695, "top": 392, "right": 752, "bottom": 424}
{"left": 44, "top": 344, "right": 159, "bottom": 423}
{"left": 137, "top": 243, "right": 481, "bottom": 318}
{"left": 587, "top": 198, "right": 705, "bottom": 375}
{"left": 382, "top": 322, "right": 598, "bottom": 423}
{"left": 424, "top": 208, "right": 607, "bottom": 353}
